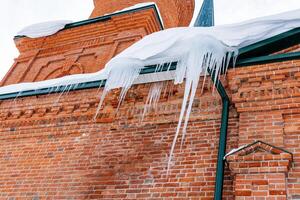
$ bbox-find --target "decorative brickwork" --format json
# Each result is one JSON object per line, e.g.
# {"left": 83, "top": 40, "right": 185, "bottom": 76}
{"left": 228, "top": 59, "right": 300, "bottom": 199}
{"left": 1, "top": 0, "right": 300, "bottom": 199}
{"left": 90, "top": 0, "right": 194, "bottom": 28}
{"left": 1, "top": 8, "right": 161, "bottom": 86}
{"left": 226, "top": 141, "right": 292, "bottom": 199}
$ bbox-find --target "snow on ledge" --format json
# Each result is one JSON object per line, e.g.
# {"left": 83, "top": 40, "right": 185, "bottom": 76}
{"left": 105, "top": 2, "right": 164, "bottom": 27}
{"left": 224, "top": 145, "right": 247, "bottom": 160}
{"left": 17, "top": 20, "right": 72, "bottom": 38}
{"left": 16, "top": 2, "right": 163, "bottom": 39}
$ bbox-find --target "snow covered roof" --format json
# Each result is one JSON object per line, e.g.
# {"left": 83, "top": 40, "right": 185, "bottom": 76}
{"left": 15, "top": 3, "right": 163, "bottom": 39}
{"left": 5, "top": 8, "right": 300, "bottom": 98}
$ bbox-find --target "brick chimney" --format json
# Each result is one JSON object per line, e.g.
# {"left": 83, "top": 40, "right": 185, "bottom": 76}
{"left": 90, "top": 0, "right": 195, "bottom": 28}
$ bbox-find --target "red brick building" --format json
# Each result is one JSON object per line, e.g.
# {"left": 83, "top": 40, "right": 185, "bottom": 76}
{"left": 0, "top": 0, "right": 299, "bottom": 199}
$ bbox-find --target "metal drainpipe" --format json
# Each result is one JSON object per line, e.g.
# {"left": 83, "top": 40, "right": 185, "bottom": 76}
{"left": 209, "top": 70, "right": 230, "bottom": 200}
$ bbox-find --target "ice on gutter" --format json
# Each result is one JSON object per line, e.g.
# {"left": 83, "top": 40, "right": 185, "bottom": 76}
{"left": 17, "top": 20, "right": 72, "bottom": 38}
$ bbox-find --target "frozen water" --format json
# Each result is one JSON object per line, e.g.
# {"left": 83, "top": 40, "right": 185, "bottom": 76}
{"left": 142, "top": 82, "right": 165, "bottom": 121}
{"left": 224, "top": 145, "right": 247, "bottom": 159}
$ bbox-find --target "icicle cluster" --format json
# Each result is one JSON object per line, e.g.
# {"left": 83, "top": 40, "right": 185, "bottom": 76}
{"left": 99, "top": 32, "right": 238, "bottom": 172}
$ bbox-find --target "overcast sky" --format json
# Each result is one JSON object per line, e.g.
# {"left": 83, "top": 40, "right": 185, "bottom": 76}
{"left": 0, "top": 0, "right": 300, "bottom": 81}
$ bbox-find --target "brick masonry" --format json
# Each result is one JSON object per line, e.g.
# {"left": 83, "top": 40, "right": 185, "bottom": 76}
{"left": 0, "top": 0, "right": 300, "bottom": 199}
{"left": 228, "top": 60, "right": 300, "bottom": 199}
{"left": 1, "top": 8, "right": 161, "bottom": 86}
{"left": 0, "top": 80, "right": 238, "bottom": 199}
{"left": 90, "top": 0, "right": 194, "bottom": 28}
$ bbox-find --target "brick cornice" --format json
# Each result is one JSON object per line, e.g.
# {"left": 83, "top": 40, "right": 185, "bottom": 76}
{"left": 2, "top": 9, "right": 161, "bottom": 86}
{"left": 0, "top": 83, "right": 228, "bottom": 128}
{"left": 226, "top": 141, "right": 293, "bottom": 174}
{"left": 228, "top": 59, "right": 300, "bottom": 112}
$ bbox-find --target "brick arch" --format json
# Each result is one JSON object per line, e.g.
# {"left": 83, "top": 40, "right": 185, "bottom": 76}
{"left": 37, "top": 62, "right": 84, "bottom": 81}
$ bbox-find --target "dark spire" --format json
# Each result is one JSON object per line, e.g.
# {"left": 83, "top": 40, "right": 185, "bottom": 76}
{"left": 194, "top": 0, "right": 214, "bottom": 27}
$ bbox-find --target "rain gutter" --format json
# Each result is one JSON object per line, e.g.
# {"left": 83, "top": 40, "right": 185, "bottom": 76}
{"left": 208, "top": 69, "right": 229, "bottom": 200}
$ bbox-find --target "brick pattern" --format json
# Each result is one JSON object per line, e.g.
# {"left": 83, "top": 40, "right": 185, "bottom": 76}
{"left": 1, "top": 9, "right": 161, "bottom": 86}
{"left": 226, "top": 141, "right": 292, "bottom": 200}
{"left": 273, "top": 44, "right": 300, "bottom": 55}
{"left": 1, "top": 0, "right": 300, "bottom": 198}
{"left": 234, "top": 173, "right": 288, "bottom": 199}
{"left": 90, "top": 0, "right": 194, "bottom": 28}
{"left": 227, "top": 58, "right": 300, "bottom": 199}
{"left": 229, "top": 60, "right": 300, "bottom": 113}
{"left": 0, "top": 80, "right": 238, "bottom": 199}
{"left": 284, "top": 114, "right": 300, "bottom": 199}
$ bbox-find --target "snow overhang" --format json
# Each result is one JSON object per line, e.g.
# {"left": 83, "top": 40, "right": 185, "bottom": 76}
{"left": 240, "top": 27, "right": 300, "bottom": 56}
{"left": 14, "top": 3, "right": 164, "bottom": 39}
{"left": 5, "top": 6, "right": 300, "bottom": 101}
{"left": 1, "top": 33, "right": 300, "bottom": 101}
{"left": 2, "top": 27, "right": 300, "bottom": 100}
{"left": 0, "top": 63, "right": 177, "bottom": 100}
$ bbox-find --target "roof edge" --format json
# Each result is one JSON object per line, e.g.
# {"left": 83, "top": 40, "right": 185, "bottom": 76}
{"left": 1, "top": 49, "right": 300, "bottom": 101}
{"left": 14, "top": 4, "right": 164, "bottom": 40}
{"left": 238, "top": 27, "right": 300, "bottom": 58}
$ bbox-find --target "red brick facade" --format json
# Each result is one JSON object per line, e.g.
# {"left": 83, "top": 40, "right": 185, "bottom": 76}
{"left": 90, "top": 0, "right": 195, "bottom": 28}
{"left": 0, "top": 1, "right": 300, "bottom": 199}
{"left": 1, "top": 8, "right": 162, "bottom": 86}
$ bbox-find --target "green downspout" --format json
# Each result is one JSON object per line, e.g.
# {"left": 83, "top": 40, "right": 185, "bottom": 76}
{"left": 209, "top": 70, "right": 230, "bottom": 200}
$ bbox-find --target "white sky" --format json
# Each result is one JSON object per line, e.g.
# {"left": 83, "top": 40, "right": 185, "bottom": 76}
{"left": 0, "top": 0, "right": 300, "bottom": 81}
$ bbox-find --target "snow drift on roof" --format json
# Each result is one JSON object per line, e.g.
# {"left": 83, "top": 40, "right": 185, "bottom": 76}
{"left": 2, "top": 8, "right": 300, "bottom": 95}
{"left": 16, "top": 2, "right": 163, "bottom": 39}
{"left": 17, "top": 20, "right": 72, "bottom": 38}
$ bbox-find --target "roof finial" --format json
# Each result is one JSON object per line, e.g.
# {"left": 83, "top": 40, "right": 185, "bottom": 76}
{"left": 194, "top": 0, "right": 214, "bottom": 27}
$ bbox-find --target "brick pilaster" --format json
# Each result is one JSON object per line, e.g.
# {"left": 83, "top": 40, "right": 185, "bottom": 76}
{"left": 226, "top": 141, "right": 293, "bottom": 199}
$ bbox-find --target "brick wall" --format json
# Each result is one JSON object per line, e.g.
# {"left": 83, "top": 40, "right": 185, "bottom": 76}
{"left": 228, "top": 59, "right": 300, "bottom": 199}
{"left": 0, "top": 80, "right": 238, "bottom": 199}
{"left": 90, "top": 0, "right": 194, "bottom": 28}
{"left": 1, "top": 8, "right": 161, "bottom": 86}
{"left": 1, "top": 0, "right": 300, "bottom": 198}
{"left": 2, "top": 56, "right": 300, "bottom": 199}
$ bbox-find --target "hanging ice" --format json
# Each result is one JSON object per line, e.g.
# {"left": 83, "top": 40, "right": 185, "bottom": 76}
{"left": 3, "top": 8, "right": 300, "bottom": 95}
{"left": 142, "top": 81, "right": 165, "bottom": 121}
{"left": 100, "top": 31, "right": 237, "bottom": 171}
